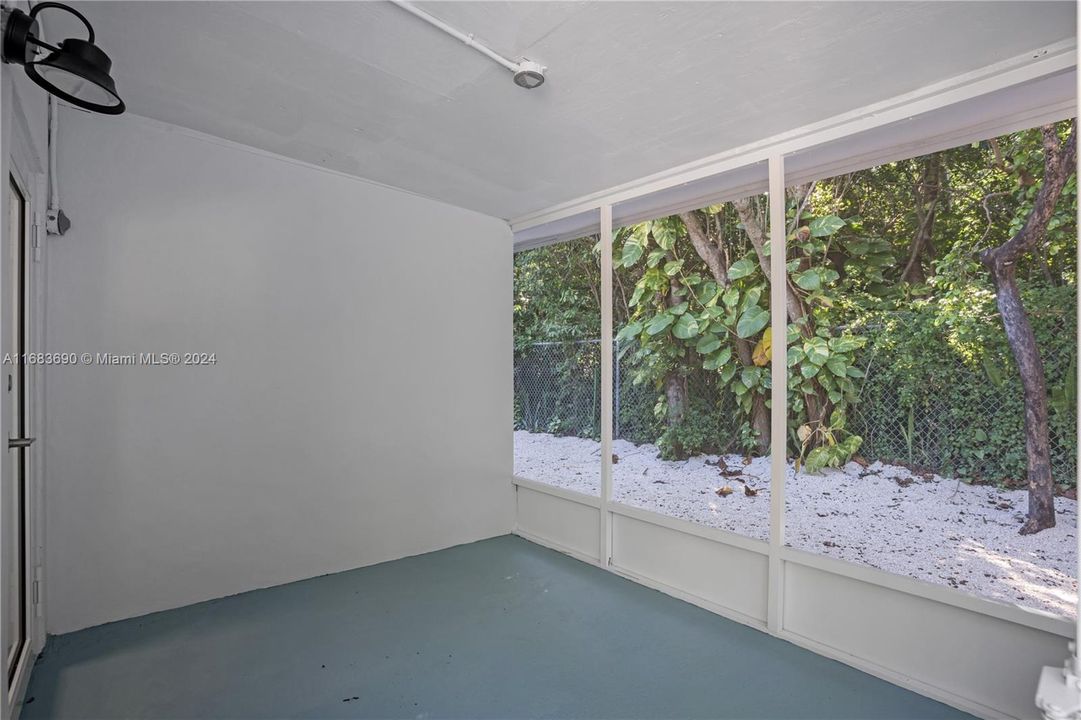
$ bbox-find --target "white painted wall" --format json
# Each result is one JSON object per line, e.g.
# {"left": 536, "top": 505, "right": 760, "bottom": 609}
{"left": 44, "top": 109, "right": 513, "bottom": 633}
{"left": 3, "top": 61, "right": 49, "bottom": 163}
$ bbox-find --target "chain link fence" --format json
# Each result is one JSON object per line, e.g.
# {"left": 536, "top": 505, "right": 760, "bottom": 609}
{"left": 513, "top": 340, "right": 603, "bottom": 439}
{"left": 514, "top": 312, "right": 1077, "bottom": 485}
{"left": 848, "top": 311, "right": 1076, "bottom": 485}
{"left": 514, "top": 340, "right": 742, "bottom": 449}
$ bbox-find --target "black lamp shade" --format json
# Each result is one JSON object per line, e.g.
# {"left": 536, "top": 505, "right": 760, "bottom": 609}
{"left": 27, "top": 39, "right": 124, "bottom": 114}
{"left": 1, "top": 3, "right": 124, "bottom": 115}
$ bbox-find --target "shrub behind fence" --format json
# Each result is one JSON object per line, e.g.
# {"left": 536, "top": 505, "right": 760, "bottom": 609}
{"left": 513, "top": 309, "right": 1077, "bottom": 486}
{"left": 848, "top": 307, "right": 1076, "bottom": 486}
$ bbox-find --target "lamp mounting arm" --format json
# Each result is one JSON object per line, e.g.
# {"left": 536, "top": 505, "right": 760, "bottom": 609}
{"left": 29, "top": 1, "right": 94, "bottom": 43}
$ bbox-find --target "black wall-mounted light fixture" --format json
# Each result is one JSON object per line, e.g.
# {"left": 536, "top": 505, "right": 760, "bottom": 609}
{"left": 2, "top": 2, "right": 124, "bottom": 115}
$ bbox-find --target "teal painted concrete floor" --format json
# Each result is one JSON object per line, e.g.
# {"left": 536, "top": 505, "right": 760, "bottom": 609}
{"left": 24, "top": 535, "right": 975, "bottom": 719}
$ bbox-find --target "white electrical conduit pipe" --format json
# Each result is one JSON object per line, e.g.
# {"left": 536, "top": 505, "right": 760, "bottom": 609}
{"left": 30, "top": 5, "right": 59, "bottom": 220}
{"left": 389, "top": 1, "right": 546, "bottom": 88}
{"left": 391, "top": 1, "right": 516, "bottom": 72}
{"left": 48, "top": 94, "right": 58, "bottom": 215}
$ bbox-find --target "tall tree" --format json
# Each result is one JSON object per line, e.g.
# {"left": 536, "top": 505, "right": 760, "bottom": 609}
{"left": 901, "top": 153, "right": 943, "bottom": 284}
{"left": 662, "top": 243, "right": 688, "bottom": 428}
{"left": 733, "top": 190, "right": 830, "bottom": 432}
{"left": 980, "top": 122, "right": 1076, "bottom": 534}
{"left": 679, "top": 210, "right": 769, "bottom": 451}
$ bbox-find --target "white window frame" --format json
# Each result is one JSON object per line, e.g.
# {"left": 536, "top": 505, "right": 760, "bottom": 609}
{"left": 511, "top": 41, "right": 1077, "bottom": 720}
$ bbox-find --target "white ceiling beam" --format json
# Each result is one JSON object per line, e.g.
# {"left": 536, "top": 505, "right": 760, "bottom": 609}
{"left": 511, "top": 39, "right": 1076, "bottom": 244}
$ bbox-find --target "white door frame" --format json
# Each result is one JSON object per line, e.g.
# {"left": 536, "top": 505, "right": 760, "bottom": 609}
{"left": 1, "top": 73, "right": 47, "bottom": 720}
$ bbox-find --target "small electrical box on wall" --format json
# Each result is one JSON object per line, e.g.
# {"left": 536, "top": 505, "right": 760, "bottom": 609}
{"left": 46, "top": 207, "right": 70, "bottom": 236}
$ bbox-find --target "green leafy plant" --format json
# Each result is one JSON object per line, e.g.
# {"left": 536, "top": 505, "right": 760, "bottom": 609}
{"left": 515, "top": 123, "right": 1078, "bottom": 496}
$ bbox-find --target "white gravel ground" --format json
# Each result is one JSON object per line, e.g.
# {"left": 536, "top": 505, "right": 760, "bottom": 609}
{"left": 514, "top": 430, "right": 1078, "bottom": 618}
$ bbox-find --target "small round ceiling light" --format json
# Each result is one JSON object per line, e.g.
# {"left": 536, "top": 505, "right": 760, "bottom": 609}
{"left": 512, "top": 60, "right": 546, "bottom": 90}
{"left": 2, "top": 2, "right": 124, "bottom": 115}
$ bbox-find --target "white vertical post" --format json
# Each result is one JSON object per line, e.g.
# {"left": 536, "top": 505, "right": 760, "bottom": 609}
{"left": 599, "top": 204, "right": 614, "bottom": 565}
{"left": 767, "top": 155, "right": 787, "bottom": 634}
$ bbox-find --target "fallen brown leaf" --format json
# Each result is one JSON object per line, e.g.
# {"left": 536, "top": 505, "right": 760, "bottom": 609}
{"left": 716, "top": 459, "right": 743, "bottom": 477}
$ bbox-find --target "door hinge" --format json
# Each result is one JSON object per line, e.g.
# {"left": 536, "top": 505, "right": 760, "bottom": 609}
{"left": 31, "top": 220, "right": 42, "bottom": 263}
{"left": 32, "top": 579, "right": 38, "bottom": 605}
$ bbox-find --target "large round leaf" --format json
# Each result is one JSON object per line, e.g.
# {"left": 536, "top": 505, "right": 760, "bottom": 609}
{"left": 794, "top": 270, "right": 822, "bottom": 291}
{"left": 752, "top": 327, "right": 772, "bottom": 366}
{"left": 826, "top": 357, "right": 848, "bottom": 377}
{"left": 808, "top": 215, "right": 845, "bottom": 237}
{"left": 696, "top": 333, "right": 722, "bottom": 354}
{"left": 646, "top": 313, "right": 675, "bottom": 335}
{"left": 828, "top": 335, "right": 864, "bottom": 353}
{"left": 664, "top": 259, "right": 684, "bottom": 276}
{"left": 672, "top": 313, "right": 700, "bottom": 340}
{"left": 653, "top": 223, "right": 676, "bottom": 250}
{"left": 803, "top": 337, "right": 830, "bottom": 365}
{"left": 736, "top": 305, "right": 769, "bottom": 338}
{"left": 728, "top": 257, "right": 757, "bottom": 280}
{"left": 704, "top": 345, "right": 733, "bottom": 371}
{"left": 616, "top": 321, "right": 643, "bottom": 343}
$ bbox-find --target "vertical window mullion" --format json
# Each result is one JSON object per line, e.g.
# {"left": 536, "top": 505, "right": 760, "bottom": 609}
{"left": 600, "top": 204, "right": 614, "bottom": 565}
{"left": 767, "top": 155, "right": 787, "bottom": 633}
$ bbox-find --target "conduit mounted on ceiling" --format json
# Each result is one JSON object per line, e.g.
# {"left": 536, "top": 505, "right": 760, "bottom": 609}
{"left": 390, "top": 1, "right": 546, "bottom": 89}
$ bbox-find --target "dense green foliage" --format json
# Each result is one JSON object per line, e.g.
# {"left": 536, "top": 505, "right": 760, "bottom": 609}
{"left": 850, "top": 288, "right": 1075, "bottom": 484}
{"left": 514, "top": 123, "right": 1078, "bottom": 487}
{"left": 514, "top": 237, "right": 601, "bottom": 350}
{"left": 514, "top": 238, "right": 603, "bottom": 438}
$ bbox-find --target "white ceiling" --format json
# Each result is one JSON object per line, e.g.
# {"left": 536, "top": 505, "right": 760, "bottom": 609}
{"left": 61, "top": 1, "right": 1076, "bottom": 221}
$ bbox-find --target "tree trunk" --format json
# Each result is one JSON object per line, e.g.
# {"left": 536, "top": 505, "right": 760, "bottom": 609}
{"left": 901, "top": 154, "right": 942, "bottom": 284}
{"left": 679, "top": 210, "right": 769, "bottom": 454}
{"left": 663, "top": 271, "right": 688, "bottom": 428}
{"left": 665, "top": 373, "right": 686, "bottom": 425}
{"left": 749, "top": 395, "right": 770, "bottom": 455}
{"left": 991, "top": 267, "right": 1056, "bottom": 533}
{"left": 980, "top": 122, "right": 1076, "bottom": 535}
{"left": 730, "top": 198, "right": 832, "bottom": 439}
{"left": 732, "top": 198, "right": 807, "bottom": 327}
